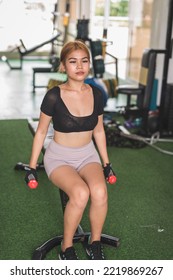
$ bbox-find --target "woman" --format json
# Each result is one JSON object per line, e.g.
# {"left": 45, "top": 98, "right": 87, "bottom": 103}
{"left": 26, "top": 40, "right": 115, "bottom": 260}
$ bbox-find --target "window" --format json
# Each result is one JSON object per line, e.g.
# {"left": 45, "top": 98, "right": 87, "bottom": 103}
{"left": 91, "top": 0, "right": 153, "bottom": 81}
{"left": 95, "top": 0, "right": 128, "bottom": 17}
{"left": 0, "top": 0, "right": 57, "bottom": 51}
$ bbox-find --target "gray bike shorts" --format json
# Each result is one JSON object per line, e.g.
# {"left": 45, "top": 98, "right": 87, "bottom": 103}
{"left": 44, "top": 140, "right": 101, "bottom": 178}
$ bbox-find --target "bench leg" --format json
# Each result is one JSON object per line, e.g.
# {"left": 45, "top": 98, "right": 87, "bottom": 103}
{"left": 33, "top": 71, "right": 36, "bottom": 93}
{"left": 32, "top": 230, "right": 120, "bottom": 260}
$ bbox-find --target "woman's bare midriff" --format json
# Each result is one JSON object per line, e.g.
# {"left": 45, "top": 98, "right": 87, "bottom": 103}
{"left": 53, "top": 130, "right": 93, "bottom": 147}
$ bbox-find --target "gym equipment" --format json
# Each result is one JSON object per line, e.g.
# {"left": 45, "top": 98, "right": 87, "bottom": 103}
{"left": 75, "top": 18, "right": 118, "bottom": 82}
{"left": 116, "top": 48, "right": 166, "bottom": 136}
{"left": 119, "top": 128, "right": 173, "bottom": 156}
{"left": 159, "top": 0, "right": 173, "bottom": 136}
{"left": 32, "top": 56, "right": 65, "bottom": 93}
{"left": 32, "top": 67, "right": 56, "bottom": 93}
{"left": 162, "top": 83, "right": 173, "bottom": 135}
{"left": 25, "top": 167, "right": 38, "bottom": 189}
{"left": 89, "top": 0, "right": 117, "bottom": 80}
{"left": 75, "top": 16, "right": 118, "bottom": 101}
{"left": 15, "top": 119, "right": 120, "bottom": 260}
{"left": 27, "top": 179, "right": 38, "bottom": 189}
{"left": 85, "top": 77, "right": 109, "bottom": 106}
{"left": 90, "top": 40, "right": 105, "bottom": 77}
{"left": 103, "top": 163, "right": 117, "bottom": 184}
{"left": 52, "top": 0, "right": 70, "bottom": 44}
{"left": 1, "top": 32, "right": 62, "bottom": 70}
{"left": 102, "top": 0, "right": 111, "bottom": 58}
{"left": 76, "top": 19, "right": 89, "bottom": 41}
{"left": 32, "top": 66, "right": 66, "bottom": 93}
{"left": 63, "top": 0, "right": 70, "bottom": 43}
{"left": 103, "top": 118, "right": 173, "bottom": 155}
{"left": 31, "top": 1, "right": 71, "bottom": 92}
{"left": 103, "top": 118, "right": 147, "bottom": 148}
{"left": 89, "top": 40, "right": 118, "bottom": 82}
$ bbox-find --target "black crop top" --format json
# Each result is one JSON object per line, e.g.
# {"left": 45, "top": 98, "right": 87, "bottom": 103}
{"left": 40, "top": 85, "right": 104, "bottom": 133}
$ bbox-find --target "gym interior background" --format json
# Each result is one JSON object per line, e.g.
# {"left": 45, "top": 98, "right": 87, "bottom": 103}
{"left": 0, "top": 0, "right": 173, "bottom": 260}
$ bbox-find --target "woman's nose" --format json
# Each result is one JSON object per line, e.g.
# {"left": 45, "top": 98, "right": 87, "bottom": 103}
{"left": 76, "top": 61, "right": 82, "bottom": 68}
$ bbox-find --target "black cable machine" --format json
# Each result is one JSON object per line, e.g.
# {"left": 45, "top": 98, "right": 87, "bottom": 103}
{"left": 159, "top": 0, "right": 173, "bottom": 136}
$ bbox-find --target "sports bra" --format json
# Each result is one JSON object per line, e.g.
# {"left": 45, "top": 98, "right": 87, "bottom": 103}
{"left": 40, "top": 85, "right": 104, "bottom": 133}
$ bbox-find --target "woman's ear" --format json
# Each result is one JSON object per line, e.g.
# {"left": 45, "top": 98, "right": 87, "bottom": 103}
{"left": 58, "top": 62, "right": 65, "bottom": 73}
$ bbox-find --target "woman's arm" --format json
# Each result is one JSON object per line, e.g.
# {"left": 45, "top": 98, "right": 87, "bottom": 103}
{"left": 29, "top": 112, "right": 52, "bottom": 169}
{"left": 93, "top": 115, "right": 109, "bottom": 166}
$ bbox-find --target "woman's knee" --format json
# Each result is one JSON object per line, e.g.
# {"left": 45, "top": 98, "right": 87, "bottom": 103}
{"left": 70, "top": 184, "right": 90, "bottom": 209}
{"left": 91, "top": 184, "right": 108, "bottom": 205}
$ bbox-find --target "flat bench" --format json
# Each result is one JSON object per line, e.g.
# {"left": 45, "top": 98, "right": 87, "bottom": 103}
{"left": 15, "top": 118, "right": 120, "bottom": 259}
{"left": 32, "top": 67, "right": 58, "bottom": 93}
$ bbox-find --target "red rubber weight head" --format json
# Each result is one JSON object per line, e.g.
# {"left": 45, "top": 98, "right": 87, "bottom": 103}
{"left": 28, "top": 180, "right": 38, "bottom": 189}
{"left": 108, "top": 175, "right": 117, "bottom": 184}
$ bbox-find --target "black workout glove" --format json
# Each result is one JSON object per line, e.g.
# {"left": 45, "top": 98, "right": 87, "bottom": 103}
{"left": 103, "top": 163, "right": 117, "bottom": 184}
{"left": 25, "top": 167, "right": 38, "bottom": 188}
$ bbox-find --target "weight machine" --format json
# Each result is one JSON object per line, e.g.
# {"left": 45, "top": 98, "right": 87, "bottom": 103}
{"left": 1, "top": 31, "right": 63, "bottom": 70}
{"left": 76, "top": 18, "right": 119, "bottom": 91}
{"left": 1, "top": 1, "right": 71, "bottom": 70}
{"left": 1, "top": 30, "right": 64, "bottom": 94}
{"left": 159, "top": 0, "right": 173, "bottom": 137}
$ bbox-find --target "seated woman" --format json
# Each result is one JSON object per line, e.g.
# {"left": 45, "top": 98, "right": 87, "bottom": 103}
{"left": 26, "top": 40, "right": 115, "bottom": 260}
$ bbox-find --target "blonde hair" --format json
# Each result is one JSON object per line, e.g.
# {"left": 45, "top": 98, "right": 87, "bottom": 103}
{"left": 59, "top": 40, "right": 90, "bottom": 72}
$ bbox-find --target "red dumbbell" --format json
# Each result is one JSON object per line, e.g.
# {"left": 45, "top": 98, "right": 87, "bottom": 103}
{"left": 26, "top": 173, "right": 38, "bottom": 189}
{"left": 28, "top": 179, "right": 38, "bottom": 189}
{"left": 107, "top": 174, "right": 117, "bottom": 184}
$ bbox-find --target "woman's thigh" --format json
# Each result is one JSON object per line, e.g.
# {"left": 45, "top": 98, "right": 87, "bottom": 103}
{"left": 50, "top": 165, "right": 90, "bottom": 200}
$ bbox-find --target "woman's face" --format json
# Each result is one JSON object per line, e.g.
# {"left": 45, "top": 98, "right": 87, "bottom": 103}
{"left": 63, "top": 49, "right": 90, "bottom": 81}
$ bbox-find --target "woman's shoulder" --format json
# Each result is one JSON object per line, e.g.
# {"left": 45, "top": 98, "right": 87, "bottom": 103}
{"left": 88, "top": 84, "right": 102, "bottom": 97}
{"left": 46, "top": 86, "right": 61, "bottom": 98}
{"left": 47, "top": 85, "right": 60, "bottom": 94}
